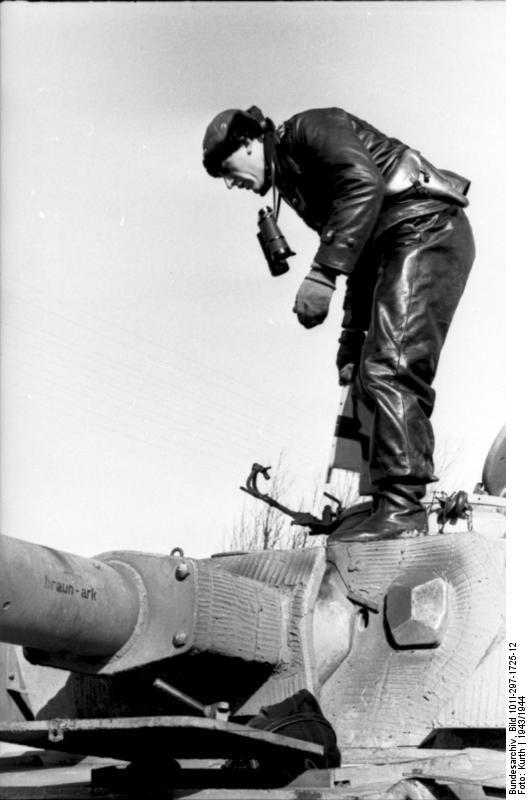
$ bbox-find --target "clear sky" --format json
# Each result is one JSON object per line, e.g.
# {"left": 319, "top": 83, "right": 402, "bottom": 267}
{"left": 1, "top": 1, "right": 505, "bottom": 560}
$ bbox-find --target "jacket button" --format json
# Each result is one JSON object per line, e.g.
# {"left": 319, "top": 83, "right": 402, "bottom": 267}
{"left": 292, "top": 198, "right": 299, "bottom": 207}
{"left": 322, "top": 229, "right": 334, "bottom": 243}
{"left": 346, "top": 237, "right": 356, "bottom": 248}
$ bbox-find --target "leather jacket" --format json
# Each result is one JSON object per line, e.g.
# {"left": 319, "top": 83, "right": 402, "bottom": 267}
{"left": 272, "top": 107, "right": 470, "bottom": 275}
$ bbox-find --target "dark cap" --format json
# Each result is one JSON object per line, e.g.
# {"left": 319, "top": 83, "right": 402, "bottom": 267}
{"left": 202, "top": 107, "right": 268, "bottom": 177}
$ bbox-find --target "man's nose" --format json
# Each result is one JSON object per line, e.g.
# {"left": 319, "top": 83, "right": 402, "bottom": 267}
{"left": 223, "top": 176, "right": 235, "bottom": 189}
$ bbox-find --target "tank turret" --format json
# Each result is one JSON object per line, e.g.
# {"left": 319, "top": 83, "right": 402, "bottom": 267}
{"left": 0, "top": 436, "right": 506, "bottom": 798}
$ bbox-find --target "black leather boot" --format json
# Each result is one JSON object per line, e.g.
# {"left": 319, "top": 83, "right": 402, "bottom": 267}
{"left": 329, "top": 482, "right": 428, "bottom": 542}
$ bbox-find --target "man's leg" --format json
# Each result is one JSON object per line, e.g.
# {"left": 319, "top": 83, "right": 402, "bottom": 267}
{"left": 334, "top": 206, "right": 475, "bottom": 539}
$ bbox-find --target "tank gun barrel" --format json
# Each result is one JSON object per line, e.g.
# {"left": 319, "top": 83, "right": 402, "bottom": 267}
{"left": 0, "top": 533, "right": 285, "bottom": 675}
{"left": 0, "top": 534, "right": 140, "bottom": 659}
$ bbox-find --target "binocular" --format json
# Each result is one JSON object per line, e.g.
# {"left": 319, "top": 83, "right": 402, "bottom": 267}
{"left": 257, "top": 207, "right": 295, "bottom": 277}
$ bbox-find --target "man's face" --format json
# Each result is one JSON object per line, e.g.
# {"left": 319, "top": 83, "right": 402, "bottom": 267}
{"left": 220, "top": 139, "right": 265, "bottom": 193}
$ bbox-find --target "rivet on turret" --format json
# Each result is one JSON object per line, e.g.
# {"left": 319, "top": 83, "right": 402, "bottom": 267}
{"left": 175, "top": 562, "right": 190, "bottom": 581}
{"left": 172, "top": 632, "right": 187, "bottom": 648}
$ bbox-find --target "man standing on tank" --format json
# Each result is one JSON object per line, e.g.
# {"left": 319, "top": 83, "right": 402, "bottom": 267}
{"left": 201, "top": 106, "right": 475, "bottom": 540}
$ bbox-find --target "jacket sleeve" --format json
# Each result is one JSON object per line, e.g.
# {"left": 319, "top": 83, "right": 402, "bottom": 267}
{"left": 292, "top": 110, "right": 385, "bottom": 275}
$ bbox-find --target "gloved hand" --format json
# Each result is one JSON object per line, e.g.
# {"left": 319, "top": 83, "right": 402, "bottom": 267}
{"left": 338, "top": 363, "right": 358, "bottom": 386}
{"left": 336, "top": 327, "right": 365, "bottom": 385}
{"left": 293, "top": 264, "right": 336, "bottom": 328}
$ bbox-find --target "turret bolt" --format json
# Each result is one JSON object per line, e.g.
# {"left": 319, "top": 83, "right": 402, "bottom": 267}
{"left": 175, "top": 562, "right": 190, "bottom": 581}
{"left": 172, "top": 631, "right": 187, "bottom": 648}
{"left": 385, "top": 576, "right": 449, "bottom": 648}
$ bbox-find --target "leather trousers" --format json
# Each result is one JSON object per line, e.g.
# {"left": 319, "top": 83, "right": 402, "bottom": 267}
{"left": 352, "top": 206, "right": 475, "bottom": 487}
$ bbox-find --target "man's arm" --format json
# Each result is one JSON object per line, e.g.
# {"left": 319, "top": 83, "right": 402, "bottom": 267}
{"left": 289, "top": 108, "right": 385, "bottom": 275}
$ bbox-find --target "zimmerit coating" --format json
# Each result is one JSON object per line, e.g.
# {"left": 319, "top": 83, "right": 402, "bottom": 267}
{"left": 192, "top": 561, "right": 284, "bottom": 664}
{"left": 323, "top": 534, "right": 504, "bottom": 749}
{"left": 212, "top": 547, "right": 326, "bottom": 714}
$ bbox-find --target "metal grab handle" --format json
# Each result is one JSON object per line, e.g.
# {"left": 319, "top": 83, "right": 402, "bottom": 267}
{"left": 239, "top": 463, "right": 342, "bottom": 533}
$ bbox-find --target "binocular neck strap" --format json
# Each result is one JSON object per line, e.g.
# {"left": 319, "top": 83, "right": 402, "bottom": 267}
{"left": 265, "top": 130, "right": 281, "bottom": 219}
{"left": 272, "top": 163, "right": 281, "bottom": 219}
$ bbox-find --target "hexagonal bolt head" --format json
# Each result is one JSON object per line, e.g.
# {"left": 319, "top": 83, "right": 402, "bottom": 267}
{"left": 385, "top": 576, "right": 449, "bottom": 648}
{"left": 172, "top": 631, "right": 187, "bottom": 648}
{"left": 175, "top": 562, "right": 190, "bottom": 581}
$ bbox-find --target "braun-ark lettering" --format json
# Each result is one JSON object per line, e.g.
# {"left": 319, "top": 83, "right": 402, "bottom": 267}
{"left": 44, "top": 575, "right": 98, "bottom": 601}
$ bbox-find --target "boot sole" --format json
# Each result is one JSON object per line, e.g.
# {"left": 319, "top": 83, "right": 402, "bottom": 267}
{"left": 329, "top": 526, "right": 427, "bottom": 543}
